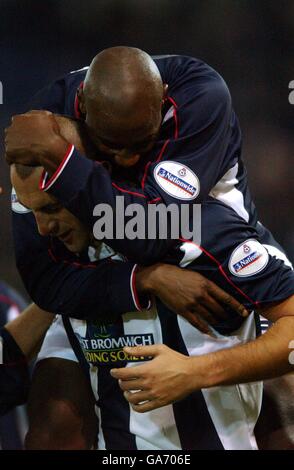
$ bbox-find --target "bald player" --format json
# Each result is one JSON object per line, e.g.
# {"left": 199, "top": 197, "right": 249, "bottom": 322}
{"left": 79, "top": 47, "right": 166, "bottom": 168}
{"left": 5, "top": 47, "right": 289, "bottom": 329}
{"left": 3, "top": 47, "right": 284, "bottom": 220}
{"left": 5, "top": 48, "right": 292, "bottom": 318}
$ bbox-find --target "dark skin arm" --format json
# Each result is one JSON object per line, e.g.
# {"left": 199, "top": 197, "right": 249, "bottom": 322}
{"left": 136, "top": 263, "right": 248, "bottom": 334}
{"left": 5, "top": 111, "right": 249, "bottom": 331}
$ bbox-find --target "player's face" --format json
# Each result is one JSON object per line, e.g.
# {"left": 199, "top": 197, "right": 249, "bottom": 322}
{"left": 83, "top": 96, "right": 162, "bottom": 168}
{"left": 11, "top": 168, "right": 91, "bottom": 253}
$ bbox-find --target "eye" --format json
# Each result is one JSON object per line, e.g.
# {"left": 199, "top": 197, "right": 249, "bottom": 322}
{"left": 130, "top": 141, "right": 153, "bottom": 154}
{"left": 42, "top": 204, "right": 62, "bottom": 215}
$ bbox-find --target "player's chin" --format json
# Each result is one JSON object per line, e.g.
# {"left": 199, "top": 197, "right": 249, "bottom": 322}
{"left": 66, "top": 239, "right": 88, "bottom": 254}
{"left": 115, "top": 154, "right": 140, "bottom": 167}
{"left": 63, "top": 239, "right": 80, "bottom": 253}
{"left": 63, "top": 242, "right": 75, "bottom": 252}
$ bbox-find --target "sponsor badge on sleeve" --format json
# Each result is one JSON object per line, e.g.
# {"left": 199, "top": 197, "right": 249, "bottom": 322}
{"left": 153, "top": 161, "right": 200, "bottom": 200}
{"left": 229, "top": 239, "right": 269, "bottom": 277}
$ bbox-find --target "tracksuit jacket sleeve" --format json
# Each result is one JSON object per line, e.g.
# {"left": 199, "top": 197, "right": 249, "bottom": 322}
{"left": 12, "top": 210, "right": 149, "bottom": 322}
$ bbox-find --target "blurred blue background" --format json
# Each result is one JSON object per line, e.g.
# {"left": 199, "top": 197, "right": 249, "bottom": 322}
{"left": 0, "top": 0, "right": 294, "bottom": 295}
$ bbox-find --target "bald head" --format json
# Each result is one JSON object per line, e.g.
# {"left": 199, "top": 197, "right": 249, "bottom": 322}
{"left": 84, "top": 47, "right": 163, "bottom": 118}
{"left": 80, "top": 47, "right": 166, "bottom": 158}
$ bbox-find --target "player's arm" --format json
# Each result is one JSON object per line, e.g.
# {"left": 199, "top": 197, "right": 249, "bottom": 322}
{"left": 13, "top": 211, "right": 151, "bottom": 322}
{"left": 111, "top": 205, "right": 294, "bottom": 411}
{"left": 110, "top": 297, "right": 294, "bottom": 413}
{"left": 0, "top": 304, "right": 54, "bottom": 415}
{"left": 13, "top": 209, "right": 248, "bottom": 329}
{"left": 5, "top": 75, "right": 232, "bottom": 263}
{"left": 189, "top": 297, "right": 294, "bottom": 384}
{"left": 180, "top": 210, "right": 294, "bottom": 384}
{"left": 4, "top": 303, "right": 54, "bottom": 360}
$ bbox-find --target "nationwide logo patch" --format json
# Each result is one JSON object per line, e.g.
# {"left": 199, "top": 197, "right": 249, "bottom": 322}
{"left": 229, "top": 239, "right": 269, "bottom": 277}
{"left": 157, "top": 168, "right": 196, "bottom": 196}
{"left": 154, "top": 161, "right": 200, "bottom": 200}
{"left": 233, "top": 251, "right": 262, "bottom": 273}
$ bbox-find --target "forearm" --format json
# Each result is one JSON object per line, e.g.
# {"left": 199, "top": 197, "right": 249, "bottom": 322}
{"left": 191, "top": 316, "right": 294, "bottom": 389}
{"left": 5, "top": 303, "right": 54, "bottom": 360}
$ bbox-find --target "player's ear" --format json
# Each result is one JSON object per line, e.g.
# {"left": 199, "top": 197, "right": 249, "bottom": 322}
{"left": 162, "top": 83, "right": 169, "bottom": 104}
{"left": 77, "top": 87, "right": 86, "bottom": 115}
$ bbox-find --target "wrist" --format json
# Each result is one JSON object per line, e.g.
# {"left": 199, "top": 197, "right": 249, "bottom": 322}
{"left": 135, "top": 263, "right": 164, "bottom": 294}
{"left": 188, "top": 354, "right": 221, "bottom": 390}
{"left": 39, "top": 136, "right": 70, "bottom": 175}
{"left": 190, "top": 348, "right": 240, "bottom": 390}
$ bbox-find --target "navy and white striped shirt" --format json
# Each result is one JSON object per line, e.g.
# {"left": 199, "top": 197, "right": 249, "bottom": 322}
{"left": 38, "top": 199, "right": 294, "bottom": 450}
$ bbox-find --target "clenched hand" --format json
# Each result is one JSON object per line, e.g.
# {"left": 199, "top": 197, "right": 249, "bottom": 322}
{"left": 5, "top": 111, "right": 69, "bottom": 173}
{"left": 136, "top": 263, "right": 249, "bottom": 334}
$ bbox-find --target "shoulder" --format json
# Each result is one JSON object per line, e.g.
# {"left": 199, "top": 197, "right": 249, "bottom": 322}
{"left": 198, "top": 199, "right": 263, "bottom": 268}
{"left": 201, "top": 199, "right": 252, "bottom": 240}
{"left": 28, "top": 67, "right": 88, "bottom": 114}
{"left": 155, "top": 55, "right": 231, "bottom": 107}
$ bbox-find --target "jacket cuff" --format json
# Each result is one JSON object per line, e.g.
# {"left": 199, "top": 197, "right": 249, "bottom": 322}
{"left": 130, "top": 264, "right": 152, "bottom": 311}
{"left": 39, "top": 146, "right": 97, "bottom": 203}
{"left": 110, "top": 262, "right": 152, "bottom": 314}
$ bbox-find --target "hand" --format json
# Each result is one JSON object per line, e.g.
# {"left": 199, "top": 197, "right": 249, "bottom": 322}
{"left": 111, "top": 344, "right": 202, "bottom": 413}
{"left": 4, "top": 111, "right": 69, "bottom": 172}
{"left": 136, "top": 264, "right": 248, "bottom": 335}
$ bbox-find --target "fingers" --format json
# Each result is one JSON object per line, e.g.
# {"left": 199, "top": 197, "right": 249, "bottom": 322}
{"left": 7, "top": 111, "right": 53, "bottom": 128}
{"left": 194, "top": 304, "right": 219, "bottom": 325}
{"left": 111, "top": 345, "right": 163, "bottom": 379}
{"left": 182, "top": 311, "right": 215, "bottom": 336}
{"left": 208, "top": 282, "right": 249, "bottom": 317}
{"left": 111, "top": 366, "right": 142, "bottom": 380}
{"left": 124, "top": 345, "right": 161, "bottom": 357}
{"left": 128, "top": 399, "right": 161, "bottom": 413}
{"left": 118, "top": 378, "right": 144, "bottom": 392}
{"left": 201, "top": 295, "right": 227, "bottom": 320}
{"left": 124, "top": 390, "right": 151, "bottom": 405}
{"left": 123, "top": 390, "right": 163, "bottom": 413}
{"left": 131, "top": 403, "right": 157, "bottom": 413}
{"left": 26, "top": 110, "right": 52, "bottom": 116}
{"left": 25, "top": 110, "right": 59, "bottom": 131}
